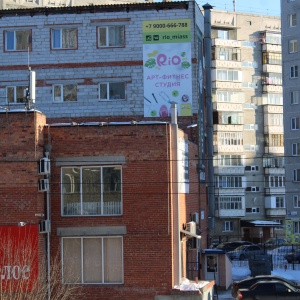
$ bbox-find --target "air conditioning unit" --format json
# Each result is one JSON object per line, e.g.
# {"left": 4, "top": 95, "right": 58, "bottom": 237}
{"left": 39, "top": 220, "right": 51, "bottom": 234}
{"left": 191, "top": 212, "right": 199, "bottom": 224}
{"left": 38, "top": 179, "right": 49, "bottom": 192}
{"left": 251, "top": 165, "right": 259, "bottom": 171}
{"left": 186, "top": 221, "right": 196, "bottom": 235}
{"left": 38, "top": 158, "right": 50, "bottom": 175}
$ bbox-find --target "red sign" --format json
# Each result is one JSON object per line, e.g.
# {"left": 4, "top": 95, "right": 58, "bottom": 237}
{"left": 0, "top": 225, "right": 38, "bottom": 292}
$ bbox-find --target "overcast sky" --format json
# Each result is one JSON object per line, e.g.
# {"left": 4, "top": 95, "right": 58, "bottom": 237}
{"left": 202, "top": 0, "right": 280, "bottom": 16}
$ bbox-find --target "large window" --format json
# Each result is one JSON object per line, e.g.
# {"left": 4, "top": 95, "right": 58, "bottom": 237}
{"left": 216, "top": 196, "right": 242, "bottom": 209}
{"left": 265, "top": 175, "right": 285, "bottom": 188}
{"left": 213, "top": 47, "right": 240, "bottom": 61}
{"left": 291, "top": 65, "right": 298, "bottom": 78}
{"left": 51, "top": 28, "right": 77, "bottom": 49}
{"left": 5, "top": 29, "right": 31, "bottom": 51}
{"left": 263, "top": 156, "right": 285, "bottom": 168}
{"left": 293, "top": 169, "right": 300, "bottom": 182}
{"left": 99, "top": 82, "right": 125, "bottom": 100}
{"left": 291, "top": 91, "right": 299, "bottom": 104}
{"left": 291, "top": 117, "right": 300, "bottom": 130}
{"left": 53, "top": 84, "right": 77, "bottom": 102}
{"left": 265, "top": 134, "right": 284, "bottom": 147}
{"left": 216, "top": 69, "right": 241, "bottom": 81}
{"left": 262, "top": 73, "right": 282, "bottom": 85}
{"left": 276, "top": 196, "right": 285, "bottom": 208}
{"left": 289, "top": 13, "right": 297, "bottom": 27}
{"left": 217, "top": 30, "right": 229, "bottom": 40}
{"left": 218, "top": 154, "right": 243, "bottom": 166}
{"left": 215, "top": 91, "right": 245, "bottom": 103}
{"left": 98, "top": 26, "right": 125, "bottom": 47}
{"left": 62, "top": 237, "right": 123, "bottom": 284}
{"left": 292, "top": 143, "right": 300, "bottom": 156}
{"left": 218, "top": 132, "right": 243, "bottom": 145}
{"left": 269, "top": 114, "right": 283, "bottom": 126}
{"left": 6, "top": 86, "right": 28, "bottom": 103}
{"left": 289, "top": 39, "right": 298, "bottom": 53}
{"left": 262, "top": 53, "right": 282, "bottom": 65}
{"left": 62, "top": 166, "right": 122, "bottom": 216}
{"left": 215, "top": 176, "right": 243, "bottom": 188}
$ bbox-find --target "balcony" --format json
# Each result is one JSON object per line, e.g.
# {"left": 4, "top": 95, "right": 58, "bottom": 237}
{"left": 215, "top": 188, "right": 245, "bottom": 195}
{"left": 262, "top": 44, "right": 282, "bottom": 52}
{"left": 212, "top": 38, "right": 242, "bottom": 48}
{"left": 263, "top": 85, "right": 282, "bottom": 93}
{"left": 213, "top": 102, "right": 243, "bottom": 111}
{"left": 214, "top": 145, "right": 244, "bottom": 153}
{"left": 212, "top": 60, "right": 242, "bottom": 69}
{"left": 264, "top": 146, "right": 284, "bottom": 154}
{"left": 213, "top": 124, "right": 244, "bottom": 132}
{"left": 212, "top": 81, "right": 242, "bottom": 89}
{"left": 215, "top": 209, "right": 245, "bottom": 217}
{"left": 265, "top": 187, "right": 286, "bottom": 195}
{"left": 265, "top": 208, "right": 286, "bottom": 217}
{"left": 263, "top": 105, "right": 283, "bottom": 113}
{"left": 214, "top": 166, "right": 245, "bottom": 175}
{"left": 263, "top": 64, "right": 282, "bottom": 73}
{"left": 264, "top": 125, "right": 284, "bottom": 134}
{"left": 264, "top": 167, "right": 285, "bottom": 175}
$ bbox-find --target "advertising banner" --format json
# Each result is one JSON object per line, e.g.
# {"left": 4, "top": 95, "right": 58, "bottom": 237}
{"left": 143, "top": 19, "right": 192, "bottom": 117}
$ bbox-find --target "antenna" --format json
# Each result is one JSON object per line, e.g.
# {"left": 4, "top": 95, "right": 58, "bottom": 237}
{"left": 233, "top": 0, "right": 236, "bottom": 12}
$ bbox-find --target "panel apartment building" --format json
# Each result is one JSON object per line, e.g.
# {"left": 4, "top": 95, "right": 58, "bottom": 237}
{"left": 281, "top": 0, "right": 300, "bottom": 245}
{"left": 210, "top": 10, "right": 285, "bottom": 244}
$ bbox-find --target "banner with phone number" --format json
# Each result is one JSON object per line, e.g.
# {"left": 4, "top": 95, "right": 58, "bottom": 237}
{"left": 143, "top": 19, "right": 192, "bottom": 117}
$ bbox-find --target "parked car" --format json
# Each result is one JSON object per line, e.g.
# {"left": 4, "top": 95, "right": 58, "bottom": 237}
{"left": 268, "top": 246, "right": 300, "bottom": 262}
{"left": 236, "top": 280, "right": 300, "bottom": 300}
{"left": 232, "top": 275, "right": 300, "bottom": 298}
{"left": 284, "top": 249, "right": 300, "bottom": 263}
{"left": 261, "top": 237, "right": 286, "bottom": 248}
{"left": 215, "top": 241, "right": 253, "bottom": 253}
{"left": 228, "top": 244, "right": 264, "bottom": 260}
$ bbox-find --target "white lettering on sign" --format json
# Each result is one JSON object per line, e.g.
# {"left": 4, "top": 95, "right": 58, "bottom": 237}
{"left": 0, "top": 266, "right": 30, "bottom": 280}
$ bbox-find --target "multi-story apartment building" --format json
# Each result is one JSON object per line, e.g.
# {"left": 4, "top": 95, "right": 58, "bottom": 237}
{"left": 210, "top": 10, "right": 285, "bottom": 244}
{"left": 281, "top": 0, "right": 300, "bottom": 245}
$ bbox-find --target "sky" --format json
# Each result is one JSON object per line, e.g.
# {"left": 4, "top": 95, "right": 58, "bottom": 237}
{"left": 201, "top": 0, "right": 281, "bottom": 16}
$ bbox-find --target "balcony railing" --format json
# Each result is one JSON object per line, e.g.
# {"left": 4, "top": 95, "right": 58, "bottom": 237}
{"left": 265, "top": 208, "right": 286, "bottom": 217}
{"left": 212, "top": 38, "right": 242, "bottom": 48}
{"left": 215, "top": 209, "right": 245, "bottom": 217}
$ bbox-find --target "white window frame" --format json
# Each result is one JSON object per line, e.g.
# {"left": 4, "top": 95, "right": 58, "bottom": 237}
{"left": 99, "top": 82, "right": 126, "bottom": 101}
{"left": 98, "top": 25, "right": 125, "bottom": 48}
{"left": 291, "top": 65, "right": 298, "bottom": 78}
{"left": 292, "top": 143, "right": 300, "bottom": 156}
{"left": 51, "top": 28, "right": 77, "bottom": 49}
{"left": 218, "top": 154, "right": 243, "bottom": 166}
{"left": 215, "top": 176, "right": 243, "bottom": 188}
{"left": 223, "top": 221, "right": 233, "bottom": 232}
{"left": 265, "top": 175, "right": 285, "bottom": 188}
{"left": 291, "top": 117, "right": 300, "bottom": 130}
{"left": 289, "top": 39, "right": 298, "bottom": 53}
{"left": 62, "top": 236, "right": 123, "bottom": 284}
{"left": 246, "top": 207, "right": 260, "bottom": 213}
{"left": 53, "top": 84, "right": 77, "bottom": 102}
{"left": 61, "top": 166, "right": 122, "bottom": 216}
{"left": 275, "top": 196, "right": 285, "bottom": 208}
{"left": 5, "top": 29, "right": 31, "bottom": 51}
{"left": 293, "top": 195, "right": 300, "bottom": 208}
{"left": 216, "top": 69, "right": 241, "bottom": 81}
{"left": 218, "top": 132, "right": 243, "bottom": 146}
{"left": 289, "top": 13, "right": 297, "bottom": 27}
{"left": 6, "top": 86, "right": 28, "bottom": 104}
{"left": 294, "top": 221, "right": 300, "bottom": 234}
{"left": 293, "top": 169, "right": 300, "bottom": 182}
{"left": 216, "top": 196, "right": 242, "bottom": 209}
{"left": 291, "top": 91, "right": 299, "bottom": 104}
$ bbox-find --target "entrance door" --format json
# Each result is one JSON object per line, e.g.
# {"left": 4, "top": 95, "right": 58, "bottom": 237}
{"left": 205, "top": 255, "right": 219, "bottom": 285}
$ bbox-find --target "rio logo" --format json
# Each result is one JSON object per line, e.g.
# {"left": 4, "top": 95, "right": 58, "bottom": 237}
{"left": 157, "top": 54, "right": 181, "bottom": 67}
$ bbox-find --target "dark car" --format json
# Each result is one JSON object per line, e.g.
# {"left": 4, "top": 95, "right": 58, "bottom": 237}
{"left": 232, "top": 275, "right": 300, "bottom": 298}
{"left": 236, "top": 280, "right": 300, "bottom": 300}
{"left": 215, "top": 241, "right": 253, "bottom": 253}
{"left": 228, "top": 244, "right": 264, "bottom": 260}
{"left": 285, "top": 249, "right": 300, "bottom": 263}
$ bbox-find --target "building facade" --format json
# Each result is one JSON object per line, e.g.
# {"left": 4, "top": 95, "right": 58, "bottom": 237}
{"left": 210, "top": 10, "right": 285, "bottom": 243}
{"left": 281, "top": 0, "right": 300, "bottom": 244}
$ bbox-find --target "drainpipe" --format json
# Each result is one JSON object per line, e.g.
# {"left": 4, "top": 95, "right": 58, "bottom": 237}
{"left": 170, "top": 102, "right": 181, "bottom": 285}
{"left": 203, "top": 4, "right": 215, "bottom": 231}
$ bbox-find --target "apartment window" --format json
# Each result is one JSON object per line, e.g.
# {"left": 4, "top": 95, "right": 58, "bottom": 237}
{"left": 62, "top": 166, "right": 122, "bottom": 216}
{"left": 53, "top": 84, "right": 77, "bottom": 102}
{"left": 216, "top": 69, "right": 241, "bottom": 81}
{"left": 223, "top": 221, "right": 233, "bottom": 232}
{"left": 98, "top": 26, "right": 125, "bottom": 47}
{"left": 215, "top": 176, "right": 243, "bottom": 188}
{"left": 215, "top": 91, "right": 245, "bottom": 103}
{"left": 5, "top": 29, "right": 31, "bottom": 51}
{"left": 51, "top": 28, "right": 77, "bottom": 49}
{"left": 294, "top": 195, "right": 300, "bottom": 208}
{"left": 291, "top": 91, "right": 299, "bottom": 104}
{"left": 264, "top": 93, "right": 283, "bottom": 105}
{"left": 265, "top": 134, "right": 284, "bottom": 147}
{"left": 262, "top": 73, "right": 282, "bottom": 85}
{"left": 274, "top": 219, "right": 283, "bottom": 230}
{"left": 246, "top": 207, "right": 260, "bottom": 213}
{"left": 265, "top": 175, "right": 285, "bottom": 188}
{"left": 291, "top": 65, "right": 298, "bottom": 78}
{"left": 262, "top": 53, "right": 282, "bottom": 65}
{"left": 292, "top": 143, "right": 300, "bottom": 156}
{"left": 244, "top": 124, "right": 258, "bottom": 130}
{"left": 216, "top": 196, "right": 242, "bottom": 209}
{"left": 276, "top": 196, "right": 285, "bottom": 208}
{"left": 291, "top": 117, "right": 300, "bottom": 130}
{"left": 218, "top": 132, "right": 243, "bottom": 145}
{"left": 62, "top": 237, "right": 123, "bottom": 284}
{"left": 217, "top": 30, "right": 229, "bottom": 40}
{"left": 213, "top": 47, "right": 240, "bottom": 61}
{"left": 269, "top": 114, "right": 283, "bottom": 126}
{"left": 289, "top": 39, "right": 298, "bottom": 53}
{"left": 293, "top": 169, "right": 300, "bottom": 182}
{"left": 294, "top": 222, "right": 300, "bottom": 234}
{"left": 218, "top": 154, "right": 243, "bottom": 166}
{"left": 6, "top": 86, "right": 28, "bottom": 103}
{"left": 99, "top": 82, "right": 125, "bottom": 100}
{"left": 289, "top": 13, "right": 297, "bottom": 27}
{"left": 263, "top": 156, "right": 285, "bottom": 168}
